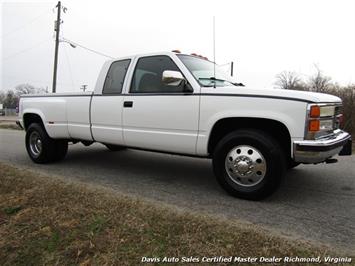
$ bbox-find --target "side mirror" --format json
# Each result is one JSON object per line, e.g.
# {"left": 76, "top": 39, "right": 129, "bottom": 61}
{"left": 162, "top": 70, "right": 185, "bottom": 86}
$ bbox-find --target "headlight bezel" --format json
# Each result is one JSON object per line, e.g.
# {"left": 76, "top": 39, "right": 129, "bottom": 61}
{"left": 305, "top": 103, "right": 343, "bottom": 140}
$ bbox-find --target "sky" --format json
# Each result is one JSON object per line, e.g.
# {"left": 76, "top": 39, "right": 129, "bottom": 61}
{"left": 1, "top": 0, "right": 355, "bottom": 92}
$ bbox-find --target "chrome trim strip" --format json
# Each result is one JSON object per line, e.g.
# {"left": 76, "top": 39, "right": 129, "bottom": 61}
{"left": 21, "top": 93, "right": 317, "bottom": 103}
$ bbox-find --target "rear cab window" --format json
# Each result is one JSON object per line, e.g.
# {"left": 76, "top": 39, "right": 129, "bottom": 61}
{"left": 103, "top": 59, "right": 131, "bottom": 94}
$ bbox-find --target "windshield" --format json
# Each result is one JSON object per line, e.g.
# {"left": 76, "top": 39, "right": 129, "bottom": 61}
{"left": 177, "top": 54, "right": 235, "bottom": 87}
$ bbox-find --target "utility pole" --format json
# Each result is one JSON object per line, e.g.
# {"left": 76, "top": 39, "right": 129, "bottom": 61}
{"left": 212, "top": 16, "right": 216, "bottom": 89}
{"left": 52, "top": 1, "right": 62, "bottom": 93}
{"left": 231, "top": 61, "right": 234, "bottom": 77}
{"left": 80, "top": 85, "right": 88, "bottom": 92}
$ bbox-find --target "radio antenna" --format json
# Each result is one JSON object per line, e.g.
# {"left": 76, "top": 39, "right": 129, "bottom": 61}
{"left": 213, "top": 16, "right": 216, "bottom": 88}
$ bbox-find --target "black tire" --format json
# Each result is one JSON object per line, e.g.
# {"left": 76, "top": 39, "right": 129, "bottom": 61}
{"left": 104, "top": 144, "right": 126, "bottom": 151}
{"left": 25, "top": 123, "right": 68, "bottom": 163}
{"left": 212, "top": 129, "right": 286, "bottom": 200}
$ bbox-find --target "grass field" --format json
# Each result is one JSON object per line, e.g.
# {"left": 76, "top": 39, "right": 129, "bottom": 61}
{"left": 0, "top": 162, "right": 338, "bottom": 265}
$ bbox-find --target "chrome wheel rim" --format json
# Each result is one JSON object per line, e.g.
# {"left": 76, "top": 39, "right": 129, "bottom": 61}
{"left": 225, "top": 145, "right": 267, "bottom": 187}
{"left": 29, "top": 131, "right": 42, "bottom": 157}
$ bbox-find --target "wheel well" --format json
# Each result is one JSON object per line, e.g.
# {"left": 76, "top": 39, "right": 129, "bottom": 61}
{"left": 23, "top": 113, "right": 44, "bottom": 130}
{"left": 208, "top": 117, "right": 291, "bottom": 157}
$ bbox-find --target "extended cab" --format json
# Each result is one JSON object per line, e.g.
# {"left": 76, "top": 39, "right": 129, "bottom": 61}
{"left": 18, "top": 52, "right": 352, "bottom": 200}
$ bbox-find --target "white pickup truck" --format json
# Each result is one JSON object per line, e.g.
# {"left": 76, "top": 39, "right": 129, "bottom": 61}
{"left": 18, "top": 51, "right": 352, "bottom": 200}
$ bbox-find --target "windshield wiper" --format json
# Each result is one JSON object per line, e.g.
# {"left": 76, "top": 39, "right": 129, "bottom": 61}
{"left": 199, "top": 77, "right": 230, "bottom": 83}
{"left": 199, "top": 77, "right": 245, "bottom": 87}
{"left": 232, "top": 82, "right": 245, "bottom": 86}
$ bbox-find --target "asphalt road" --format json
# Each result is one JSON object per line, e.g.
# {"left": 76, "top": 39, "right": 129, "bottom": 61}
{"left": 1, "top": 129, "right": 354, "bottom": 253}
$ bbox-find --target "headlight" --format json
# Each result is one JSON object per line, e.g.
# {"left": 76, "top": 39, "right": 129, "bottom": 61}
{"left": 319, "top": 119, "right": 334, "bottom": 131}
{"left": 309, "top": 105, "right": 335, "bottom": 118}
{"left": 320, "top": 106, "right": 335, "bottom": 117}
{"left": 306, "top": 103, "right": 342, "bottom": 139}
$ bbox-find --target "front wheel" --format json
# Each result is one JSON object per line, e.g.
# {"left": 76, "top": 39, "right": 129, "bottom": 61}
{"left": 213, "top": 129, "right": 286, "bottom": 200}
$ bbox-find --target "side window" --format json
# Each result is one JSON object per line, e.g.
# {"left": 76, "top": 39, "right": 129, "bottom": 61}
{"left": 130, "top": 56, "right": 184, "bottom": 93}
{"left": 103, "top": 59, "right": 131, "bottom": 94}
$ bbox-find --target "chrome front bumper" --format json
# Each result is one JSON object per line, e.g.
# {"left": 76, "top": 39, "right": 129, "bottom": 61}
{"left": 293, "top": 129, "right": 352, "bottom": 163}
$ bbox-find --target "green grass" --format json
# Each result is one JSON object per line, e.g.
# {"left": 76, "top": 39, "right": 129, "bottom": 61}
{"left": 3, "top": 205, "right": 22, "bottom": 215}
{"left": 0, "top": 162, "right": 343, "bottom": 265}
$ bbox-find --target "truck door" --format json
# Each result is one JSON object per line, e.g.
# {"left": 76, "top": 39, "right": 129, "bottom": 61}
{"left": 122, "top": 55, "right": 199, "bottom": 155}
{"left": 91, "top": 59, "right": 131, "bottom": 145}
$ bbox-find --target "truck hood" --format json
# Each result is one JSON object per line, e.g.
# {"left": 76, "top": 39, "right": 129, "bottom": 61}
{"left": 206, "top": 86, "right": 341, "bottom": 103}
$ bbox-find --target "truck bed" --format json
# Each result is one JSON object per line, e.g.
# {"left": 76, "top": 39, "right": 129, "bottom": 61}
{"left": 21, "top": 92, "right": 94, "bottom": 140}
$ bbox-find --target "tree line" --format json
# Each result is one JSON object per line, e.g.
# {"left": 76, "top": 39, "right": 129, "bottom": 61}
{"left": 0, "top": 84, "right": 47, "bottom": 108}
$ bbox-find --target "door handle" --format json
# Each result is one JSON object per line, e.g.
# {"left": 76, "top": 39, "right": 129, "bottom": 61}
{"left": 123, "top": 101, "right": 133, "bottom": 108}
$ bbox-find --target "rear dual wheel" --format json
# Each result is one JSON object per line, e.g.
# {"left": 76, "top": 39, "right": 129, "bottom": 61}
{"left": 26, "top": 123, "right": 68, "bottom": 164}
{"left": 213, "top": 129, "right": 286, "bottom": 200}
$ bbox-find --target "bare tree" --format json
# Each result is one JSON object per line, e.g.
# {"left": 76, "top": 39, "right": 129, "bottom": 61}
{"left": 3, "top": 90, "right": 18, "bottom": 108}
{"left": 0, "top": 84, "right": 46, "bottom": 108}
{"left": 14, "top": 83, "right": 47, "bottom": 96}
{"left": 275, "top": 71, "right": 303, "bottom": 90}
{"left": 309, "top": 65, "right": 331, "bottom": 93}
{"left": 0, "top": 91, "right": 5, "bottom": 104}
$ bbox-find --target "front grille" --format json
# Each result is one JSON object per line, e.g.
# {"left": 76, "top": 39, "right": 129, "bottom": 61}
{"left": 334, "top": 105, "right": 342, "bottom": 116}
{"left": 334, "top": 105, "right": 343, "bottom": 129}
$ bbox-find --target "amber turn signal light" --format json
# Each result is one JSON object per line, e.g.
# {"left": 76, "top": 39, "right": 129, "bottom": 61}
{"left": 309, "top": 120, "right": 320, "bottom": 131}
{"left": 310, "top": 105, "right": 320, "bottom": 118}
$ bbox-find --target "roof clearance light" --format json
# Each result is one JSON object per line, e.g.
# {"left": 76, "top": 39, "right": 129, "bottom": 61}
{"left": 172, "top": 50, "right": 181, "bottom": 53}
{"left": 190, "top": 53, "right": 208, "bottom": 60}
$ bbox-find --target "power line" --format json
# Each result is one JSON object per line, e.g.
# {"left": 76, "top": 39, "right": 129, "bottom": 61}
{"left": 61, "top": 37, "right": 114, "bottom": 59}
{"left": 3, "top": 74, "right": 80, "bottom": 87}
{"left": 63, "top": 44, "right": 76, "bottom": 89}
{"left": 0, "top": 9, "right": 50, "bottom": 39}
{"left": 2, "top": 39, "right": 51, "bottom": 61}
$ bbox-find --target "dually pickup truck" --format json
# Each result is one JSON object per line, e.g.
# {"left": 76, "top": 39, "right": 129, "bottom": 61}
{"left": 18, "top": 51, "right": 352, "bottom": 200}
